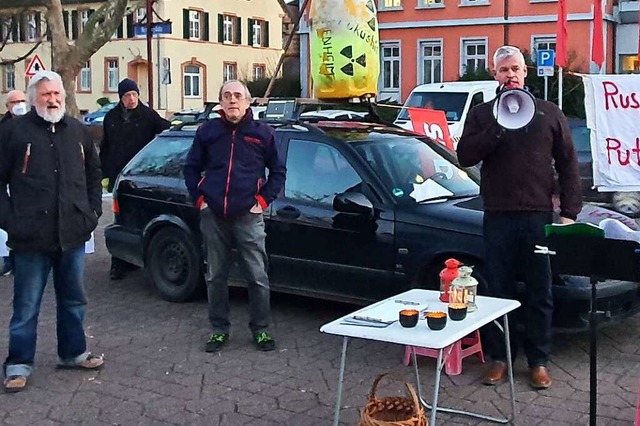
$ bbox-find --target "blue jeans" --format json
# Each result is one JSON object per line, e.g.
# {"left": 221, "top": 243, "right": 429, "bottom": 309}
{"left": 483, "top": 211, "right": 554, "bottom": 368}
{"left": 4, "top": 246, "right": 90, "bottom": 378}
{"left": 200, "top": 209, "right": 270, "bottom": 336}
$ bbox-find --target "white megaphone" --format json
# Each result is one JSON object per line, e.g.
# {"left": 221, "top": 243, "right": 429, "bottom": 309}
{"left": 492, "top": 87, "right": 536, "bottom": 130}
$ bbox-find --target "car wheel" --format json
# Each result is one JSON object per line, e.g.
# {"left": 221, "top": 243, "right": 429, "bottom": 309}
{"left": 145, "top": 227, "right": 202, "bottom": 302}
{"left": 611, "top": 192, "right": 640, "bottom": 218}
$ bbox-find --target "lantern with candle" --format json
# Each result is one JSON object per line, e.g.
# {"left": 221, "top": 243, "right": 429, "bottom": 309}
{"left": 449, "top": 265, "right": 478, "bottom": 312}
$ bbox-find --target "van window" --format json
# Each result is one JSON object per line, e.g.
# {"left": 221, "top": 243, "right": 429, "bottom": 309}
{"left": 397, "top": 92, "right": 467, "bottom": 122}
{"left": 469, "top": 92, "right": 484, "bottom": 109}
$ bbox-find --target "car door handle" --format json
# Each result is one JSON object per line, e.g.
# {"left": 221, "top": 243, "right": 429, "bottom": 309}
{"left": 277, "top": 206, "right": 300, "bottom": 219}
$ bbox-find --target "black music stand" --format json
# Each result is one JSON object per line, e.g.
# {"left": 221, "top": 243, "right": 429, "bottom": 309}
{"left": 544, "top": 223, "right": 640, "bottom": 426}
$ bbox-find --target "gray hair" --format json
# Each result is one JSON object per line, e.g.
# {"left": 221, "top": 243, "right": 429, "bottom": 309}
{"left": 218, "top": 80, "right": 252, "bottom": 101}
{"left": 27, "top": 70, "right": 66, "bottom": 104}
{"left": 492, "top": 46, "right": 525, "bottom": 69}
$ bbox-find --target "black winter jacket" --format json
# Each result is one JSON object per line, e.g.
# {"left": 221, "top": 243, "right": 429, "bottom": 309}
{"left": 0, "top": 110, "right": 103, "bottom": 251}
{"left": 184, "top": 110, "right": 286, "bottom": 219}
{"left": 100, "top": 102, "right": 170, "bottom": 187}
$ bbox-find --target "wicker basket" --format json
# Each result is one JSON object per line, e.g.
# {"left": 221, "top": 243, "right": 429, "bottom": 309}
{"left": 358, "top": 374, "right": 428, "bottom": 426}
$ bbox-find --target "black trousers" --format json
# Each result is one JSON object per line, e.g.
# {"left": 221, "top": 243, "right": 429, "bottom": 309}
{"left": 483, "top": 211, "right": 553, "bottom": 367}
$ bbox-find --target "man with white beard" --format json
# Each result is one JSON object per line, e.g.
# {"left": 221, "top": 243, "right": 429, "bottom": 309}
{"left": 0, "top": 71, "right": 104, "bottom": 392}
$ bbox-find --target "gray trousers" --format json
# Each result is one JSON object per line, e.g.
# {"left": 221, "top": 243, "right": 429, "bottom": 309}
{"left": 200, "top": 209, "right": 270, "bottom": 336}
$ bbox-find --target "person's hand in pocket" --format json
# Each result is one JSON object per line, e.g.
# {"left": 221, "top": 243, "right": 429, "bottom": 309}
{"left": 250, "top": 203, "right": 263, "bottom": 214}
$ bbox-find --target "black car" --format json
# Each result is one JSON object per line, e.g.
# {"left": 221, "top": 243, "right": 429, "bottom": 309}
{"left": 105, "top": 119, "right": 640, "bottom": 330}
{"left": 570, "top": 118, "right": 640, "bottom": 217}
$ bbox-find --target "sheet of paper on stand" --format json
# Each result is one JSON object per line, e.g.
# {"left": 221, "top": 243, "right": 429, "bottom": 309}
{"left": 350, "top": 299, "right": 430, "bottom": 323}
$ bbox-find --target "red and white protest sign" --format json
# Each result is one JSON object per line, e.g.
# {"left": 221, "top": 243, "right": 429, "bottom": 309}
{"left": 407, "top": 108, "right": 454, "bottom": 150}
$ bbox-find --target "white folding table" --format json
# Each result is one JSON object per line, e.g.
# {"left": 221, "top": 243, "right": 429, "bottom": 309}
{"left": 320, "top": 289, "right": 521, "bottom": 426}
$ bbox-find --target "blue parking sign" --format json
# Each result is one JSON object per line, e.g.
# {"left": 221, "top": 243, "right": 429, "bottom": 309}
{"left": 537, "top": 49, "right": 555, "bottom": 67}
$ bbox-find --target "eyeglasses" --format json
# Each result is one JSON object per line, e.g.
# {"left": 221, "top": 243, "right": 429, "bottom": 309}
{"left": 8, "top": 100, "right": 26, "bottom": 104}
{"left": 222, "top": 92, "right": 245, "bottom": 101}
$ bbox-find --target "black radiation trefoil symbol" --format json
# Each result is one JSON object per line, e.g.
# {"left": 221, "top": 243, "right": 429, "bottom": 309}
{"left": 340, "top": 46, "right": 367, "bottom": 76}
{"left": 366, "top": 0, "right": 375, "bottom": 13}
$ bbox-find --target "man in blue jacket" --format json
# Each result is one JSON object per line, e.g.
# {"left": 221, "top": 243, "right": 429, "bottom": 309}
{"left": 184, "top": 80, "right": 286, "bottom": 352}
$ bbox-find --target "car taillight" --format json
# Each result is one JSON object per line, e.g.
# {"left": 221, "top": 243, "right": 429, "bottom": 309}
{"left": 112, "top": 197, "right": 120, "bottom": 214}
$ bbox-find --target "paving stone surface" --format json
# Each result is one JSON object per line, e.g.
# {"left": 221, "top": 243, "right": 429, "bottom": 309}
{"left": 0, "top": 200, "right": 639, "bottom": 425}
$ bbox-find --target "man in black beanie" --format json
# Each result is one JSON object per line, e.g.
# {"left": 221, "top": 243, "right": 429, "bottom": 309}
{"left": 100, "top": 78, "right": 170, "bottom": 280}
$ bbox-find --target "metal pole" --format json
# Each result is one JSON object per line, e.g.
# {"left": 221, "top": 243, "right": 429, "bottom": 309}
{"left": 544, "top": 76, "right": 548, "bottom": 101}
{"left": 146, "top": 0, "right": 154, "bottom": 108}
{"left": 558, "top": 66, "right": 563, "bottom": 110}
{"left": 264, "top": 0, "right": 311, "bottom": 98}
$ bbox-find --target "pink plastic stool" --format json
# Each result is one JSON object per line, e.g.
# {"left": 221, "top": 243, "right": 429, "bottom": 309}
{"left": 635, "top": 380, "right": 640, "bottom": 426}
{"left": 403, "top": 330, "right": 485, "bottom": 376}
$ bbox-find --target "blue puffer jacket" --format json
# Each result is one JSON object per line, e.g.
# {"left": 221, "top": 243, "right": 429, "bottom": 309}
{"left": 183, "top": 110, "right": 286, "bottom": 219}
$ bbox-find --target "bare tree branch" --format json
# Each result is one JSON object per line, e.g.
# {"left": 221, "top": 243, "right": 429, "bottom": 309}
{"left": 0, "top": 41, "right": 42, "bottom": 65}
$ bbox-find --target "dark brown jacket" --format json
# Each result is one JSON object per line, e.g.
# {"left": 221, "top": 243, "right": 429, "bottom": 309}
{"left": 456, "top": 98, "right": 581, "bottom": 220}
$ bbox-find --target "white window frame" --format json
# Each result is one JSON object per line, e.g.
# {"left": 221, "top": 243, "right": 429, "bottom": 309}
{"left": 460, "top": 0, "right": 490, "bottom": 5}
{"left": 418, "top": 0, "right": 444, "bottom": 7}
{"left": 80, "top": 10, "right": 89, "bottom": 32}
{"left": 26, "top": 13, "right": 37, "bottom": 41}
{"left": 4, "top": 64, "right": 15, "bottom": 91}
{"left": 252, "top": 20, "right": 262, "bottom": 46}
{"left": 378, "top": 0, "right": 402, "bottom": 10}
{"left": 223, "top": 62, "right": 237, "bottom": 81}
{"left": 253, "top": 64, "right": 266, "bottom": 80}
{"left": 380, "top": 42, "right": 401, "bottom": 90}
{"left": 107, "top": 59, "right": 119, "bottom": 92}
{"left": 183, "top": 65, "right": 201, "bottom": 98}
{"left": 223, "top": 15, "right": 234, "bottom": 43}
{"left": 418, "top": 39, "right": 443, "bottom": 84}
{"left": 80, "top": 61, "right": 91, "bottom": 91}
{"left": 531, "top": 35, "right": 557, "bottom": 64}
{"left": 189, "top": 10, "right": 201, "bottom": 40}
{"left": 4, "top": 17, "right": 14, "bottom": 43}
{"left": 460, "top": 38, "right": 488, "bottom": 76}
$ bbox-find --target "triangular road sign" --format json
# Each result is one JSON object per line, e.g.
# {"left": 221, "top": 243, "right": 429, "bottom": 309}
{"left": 25, "top": 54, "right": 46, "bottom": 77}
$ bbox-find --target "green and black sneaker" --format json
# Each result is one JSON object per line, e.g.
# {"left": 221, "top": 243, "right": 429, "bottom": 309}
{"left": 205, "top": 333, "right": 229, "bottom": 352}
{"left": 254, "top": 331, "right": 275, "bottom": 352}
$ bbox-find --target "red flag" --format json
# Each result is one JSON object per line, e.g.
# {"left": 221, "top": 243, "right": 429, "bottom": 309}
{"left": 407, "top": 108, "right": 454, "bottom": 150}
{"left": 556, "top": 0, "right": 569, "bottom": 67}
{"left": 592, "top": 0, "right": 604, "bottom": 67}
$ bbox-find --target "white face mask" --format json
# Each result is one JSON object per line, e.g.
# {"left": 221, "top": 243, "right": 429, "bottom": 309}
{"left": 11, "top": 102, "right": 28, "bottom": 116}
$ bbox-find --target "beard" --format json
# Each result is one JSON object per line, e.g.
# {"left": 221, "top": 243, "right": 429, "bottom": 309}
{"left": 35, "top": 103, "right": 65, "bottom": 123}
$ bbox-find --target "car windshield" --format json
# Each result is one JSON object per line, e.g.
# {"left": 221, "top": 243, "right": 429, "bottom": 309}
{"left": 348, "top": 132, "right": 479, "bottom": 204}
{"left": 122, "top": 135, "right": 192, "bottom": 178}
{"left": 397, "top": 92, "right": 468, "bottom": 122}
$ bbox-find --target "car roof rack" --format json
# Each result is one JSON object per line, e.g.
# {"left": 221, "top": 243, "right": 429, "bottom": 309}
{"left": 251, "top": 96, "right": 391, "bottom": 126}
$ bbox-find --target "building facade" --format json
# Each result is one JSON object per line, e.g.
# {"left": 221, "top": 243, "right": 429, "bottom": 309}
{"left": 299, "top": 0, "right": 638, "bottom": 103}
{"left": 0, "top": 0, "right": 285, "bottom": 115}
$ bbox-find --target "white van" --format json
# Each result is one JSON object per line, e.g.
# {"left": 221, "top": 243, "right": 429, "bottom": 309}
{"left": 393, "top": 81, "right": 499, "bottom": 142}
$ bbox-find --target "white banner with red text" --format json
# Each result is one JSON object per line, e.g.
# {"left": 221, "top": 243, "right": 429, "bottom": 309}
{"left": 583, "top": 74, "right": 640, "bottom": 191}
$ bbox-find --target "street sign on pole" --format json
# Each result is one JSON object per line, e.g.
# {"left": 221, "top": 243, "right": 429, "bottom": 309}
{"left": 537, "top": 49, "right": 555, "bottom": 77}
{"left": 25, "top": 54, "right": 46, "bottom": 77}
{"left": 134, "top": 21, "right": 172, "bottom": 37}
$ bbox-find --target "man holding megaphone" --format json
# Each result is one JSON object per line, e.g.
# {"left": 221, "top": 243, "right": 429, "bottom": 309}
{"left": 457, "top": 45, "right": 581, "bottom": 390}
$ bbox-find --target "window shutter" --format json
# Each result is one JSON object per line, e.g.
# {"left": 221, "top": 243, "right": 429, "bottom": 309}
{"left": 217, "top": 14, "right": 223, "bottom": 42}
{"left": 182, "top": 9, "right": 189, "bottom": 39}
{"left": 19, "top": 13, "right": 26, "bottom": 42}
{"left": 264, "top": 21, "right": 269, "bottom": 47}
{"left": 116, "top": 20, "right": 123, "bottom": 38}
{"left": 63, "top": 11, "right": 69, "bottom": 38}
{"left": 126, "top": 14, "right": 134, "bottom": 38}
{"left": 11, "top": 14, "right": 19, "bottom": 41}
{"left": 71, "top": 10, "right": 78, "bottom": 40}
{"left": 35, "top": 12, "right": 41, "bottom": 38}
{"left": 247, "top": 18, "right": 253, "bottom": 46}
{"left": 235, "top": 16, "right": 241, "bottom": 44}
{"left": 203, "top": 12, "right": 209, "bottom": 41}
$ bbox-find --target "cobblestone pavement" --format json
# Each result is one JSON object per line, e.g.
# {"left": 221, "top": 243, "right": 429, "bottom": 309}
{"left": 1, "top": 201, "right": 639, "bottom": 425}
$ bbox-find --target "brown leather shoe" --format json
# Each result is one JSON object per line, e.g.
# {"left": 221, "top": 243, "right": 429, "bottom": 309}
{"left": 482, "top": 361, "right": 508, "bottom": 385}
{"left": 530, "top": 366, "right": 552, "bottom": 389}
